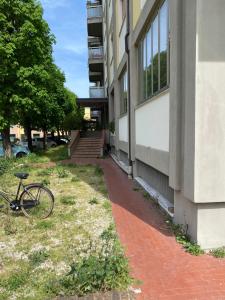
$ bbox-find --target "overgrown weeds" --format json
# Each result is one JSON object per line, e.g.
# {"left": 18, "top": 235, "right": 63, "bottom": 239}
{"left": 53, "top": 226, "right": 133, "bottom": 297}
{"left": 210, "top": 247, "right": 225, "bottom": 258}
{"left": 167, "top": 219, "right": 204, "bottom": 256}
{"left": 29, "top": 249, "right": 49, "bottom": 266}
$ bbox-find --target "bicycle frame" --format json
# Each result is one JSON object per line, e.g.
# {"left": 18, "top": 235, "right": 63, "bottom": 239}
{"left": 0, "top": 179, "right": 42, "bottom": 205}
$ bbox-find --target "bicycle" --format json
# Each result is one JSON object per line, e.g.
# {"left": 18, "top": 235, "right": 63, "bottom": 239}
{"left": 0, "top": 173, "right": 54, "bottom": 219}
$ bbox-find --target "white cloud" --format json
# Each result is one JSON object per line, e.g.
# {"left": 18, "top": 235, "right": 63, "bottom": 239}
{"left": 63, "top": 44, "right": 87, "bottom": 55}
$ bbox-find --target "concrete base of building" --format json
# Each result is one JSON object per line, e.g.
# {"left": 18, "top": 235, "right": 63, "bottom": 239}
{"left": 174, "top": 192, "right": 225, "bottom": 249}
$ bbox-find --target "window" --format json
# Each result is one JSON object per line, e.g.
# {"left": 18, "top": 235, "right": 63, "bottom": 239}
{"left": 120, "top": 70, "right": 128, "bottom": 115}
{"left": 138, "top": 0, "right": 169, "bottom": 103}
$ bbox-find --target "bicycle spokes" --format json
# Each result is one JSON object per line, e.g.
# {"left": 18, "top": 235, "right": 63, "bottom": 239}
{"left": 20, "top": 186, "right": 54, "bottom": 219}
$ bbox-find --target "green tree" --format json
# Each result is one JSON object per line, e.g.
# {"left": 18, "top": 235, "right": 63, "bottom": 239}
{"left": 0, "top": 0, "right": 54, "bottom": 156}
{"left": 62, "top": 89, "right": 84, "bottom": 132}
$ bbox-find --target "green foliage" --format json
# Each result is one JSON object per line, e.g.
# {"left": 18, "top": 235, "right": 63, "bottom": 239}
{"left": 0, "top": 0, "right": 56, "bottom": 154}
{"left": 59, "top": 228, "right": 133, "bottom": 297}
{"left": 35, "top": 220, "right": 54, "bottom": 230}
{"left": 71, "top": 176, "right": 80, "bottom": 183}
{"left": 37, "top": 168, "right": 54, "bottom": 177}
{"left": 41, "top": 178, "right": 50, "bottom": 186}
{"left": 143, "top": 191, "right": 150, "bottom": 199}
{"left": 29, "top": 249, "right": 49, "bottom": 266}
{"left": 62, "top": 89, "right": 84, "bottom": 131}
{"left": 0, "top": 269, "right": 28, "bottom": 291}
{"left": 0, "top": 158, "right": 12, "bottom": 175}
{"left": 167, "top": 220, "right": 204, "bottom": 256}
{"left": 210, "top": 247, "right": 225, "bottom": 258}
{"left": 95, "top": 166, "right": 104, "bottom": 176}
{"left": 109, "top": 120, "right": 115, "bottom": 134}
{"left": 0, "top": 0, "right": 82, "bottom": 154}
{"left": 60, "top": 196, "right": 76, "bottom": 205}
{"left": 133, "top": 187, "right": 140, "bottom": 192}
{"left": 56, "top": 167, "right": 69, "bottom": 178}
{"left": 102, "top": 200, "right": 112, "bottom": 212}
{"left": 89, "top": 197, "right": 99, "bottom": 205}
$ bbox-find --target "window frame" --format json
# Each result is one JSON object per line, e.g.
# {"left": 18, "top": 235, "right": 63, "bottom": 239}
{"left": 120, "top": 69, "right": 128, "bottom": 116}
{"left": 138, "top": 0, "right": 170, "bottom": 105}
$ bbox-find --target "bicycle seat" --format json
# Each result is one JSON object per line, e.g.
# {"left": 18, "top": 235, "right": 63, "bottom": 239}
{"left": 14, "top": 173, "right": 29, "bottom": 180}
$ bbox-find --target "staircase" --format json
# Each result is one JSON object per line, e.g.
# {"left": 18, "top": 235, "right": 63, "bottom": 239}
{"left": 71, "top": 131, "right": 104, "bottom": 159}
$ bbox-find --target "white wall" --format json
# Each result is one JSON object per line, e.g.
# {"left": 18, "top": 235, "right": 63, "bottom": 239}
{"left": 194, "top": 0, "right": 225, "bottom": 203}
{"left": 135, "top": 92, "right": 170, "bottom": 152}
{"left": 119, "top": 115, "right": 128, "bottom": 142}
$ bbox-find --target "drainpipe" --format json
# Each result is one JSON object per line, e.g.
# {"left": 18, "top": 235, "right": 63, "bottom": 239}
{"left": 125, "top": 0, "right": 133, "bottom": 178}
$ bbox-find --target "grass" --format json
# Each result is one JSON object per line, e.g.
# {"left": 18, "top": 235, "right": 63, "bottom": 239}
{"left": 0, "top": 147, "right": 132, "bottom": 299}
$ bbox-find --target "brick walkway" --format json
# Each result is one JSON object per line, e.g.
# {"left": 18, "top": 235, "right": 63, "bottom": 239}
{"left": 64, "top": 157, "right": 225, "bottom": 300}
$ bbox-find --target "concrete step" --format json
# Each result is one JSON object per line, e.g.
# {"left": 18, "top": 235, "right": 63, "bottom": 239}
{"left": 74, "top": 151, "right": 100, "bottom": 155}
{"left": 72, "top": 155, "right": 100, "bottom": 158}
{"left": 79, "top": 138, "right": 101, "bottom": 142}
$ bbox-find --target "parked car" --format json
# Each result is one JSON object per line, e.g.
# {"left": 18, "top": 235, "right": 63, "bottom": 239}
{"left": 47, "top": 136, "right": 70, "bottom": 145}
{"left": 0, "top": 144, "right": 30, "bottom": 158}
{"left": 32, "top": 137, "right": 57, "bottom": 149}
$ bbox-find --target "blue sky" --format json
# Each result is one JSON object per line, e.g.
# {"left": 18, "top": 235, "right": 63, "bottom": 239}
{"left": 40, "top": 0, "right": 89, "bottom": 98}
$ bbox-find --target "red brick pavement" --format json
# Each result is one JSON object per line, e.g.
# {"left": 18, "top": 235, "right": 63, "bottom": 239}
{"left": 64, "top": 157, "right": 225, "bottom": 300}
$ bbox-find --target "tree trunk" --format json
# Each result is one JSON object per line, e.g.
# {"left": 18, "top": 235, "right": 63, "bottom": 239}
{"left": 26, "top": 125, "right": 33, "bottom": 152}
{"left": 43, "top": 130, "right": 47, "bottom": 150}
{"left": 1, "top": 127, "right": 12, "bottom": 158}
{"left": 57, "top": 129, "right": 60, "bottom": 142}
{"left": 51, "top": 131, "right": 55, "bottom": 139}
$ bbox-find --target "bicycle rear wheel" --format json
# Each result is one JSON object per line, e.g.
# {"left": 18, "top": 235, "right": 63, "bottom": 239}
{"left": 20, "top": 185, "right": 54, "bottom": 219}
{"left": 0, "top": 192, "right": 10, "bottom": 216}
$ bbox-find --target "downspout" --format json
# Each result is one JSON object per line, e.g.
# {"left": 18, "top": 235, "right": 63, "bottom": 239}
{"left": 125, "top": 0, "right": 133, "bottom": 178}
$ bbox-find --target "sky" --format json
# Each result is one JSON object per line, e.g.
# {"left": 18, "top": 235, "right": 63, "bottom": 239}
{"left": 40, "top": 0, "right": 89, "bottom": 98}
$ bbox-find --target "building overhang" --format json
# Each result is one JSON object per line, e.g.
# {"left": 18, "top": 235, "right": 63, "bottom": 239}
{"left": 77, "top": 98, "right": 108, "bottom": 108}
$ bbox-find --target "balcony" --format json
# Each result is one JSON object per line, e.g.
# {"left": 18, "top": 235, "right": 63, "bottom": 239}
{"left": 89, "top": 86, "right": 105, "bottom": 98}
{"left": 89, "top": 46, "right": 103, "bottom": 60}
{"left": 87, "top": 3, "right": 103, "bottom": 20}
{"left": 88, "top": 36, "right": 102, "bottom": 47}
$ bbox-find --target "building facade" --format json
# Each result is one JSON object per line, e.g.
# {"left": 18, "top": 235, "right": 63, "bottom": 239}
{"left": 87, "top": 0, "right": 225, "bottom": 249}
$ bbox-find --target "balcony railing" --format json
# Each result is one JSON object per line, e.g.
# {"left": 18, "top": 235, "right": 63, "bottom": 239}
{"left": 87, "top": 5, "right": 103, "bottom": 19}
{"left": 89, "top": 46, "right": 103, "bottom": 60}
{"left": 88, "top": 36, "right": 102, "bottom": 47}
{"left": 89, "top": 87, "right": 105, "bottom": 98}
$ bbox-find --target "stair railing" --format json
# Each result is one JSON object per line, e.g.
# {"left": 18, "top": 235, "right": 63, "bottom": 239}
{"left": 68, "top": 130, "right": 80, "bottom": 158}
{"left": 100, "top": 130, "right": 106, "bottom": 157}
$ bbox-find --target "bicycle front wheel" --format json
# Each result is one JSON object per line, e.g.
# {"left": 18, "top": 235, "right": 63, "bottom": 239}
{"left": 20, "top": 185, "right": 54, "bottom": 219}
